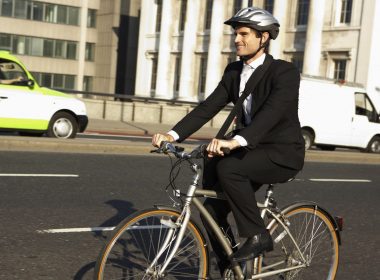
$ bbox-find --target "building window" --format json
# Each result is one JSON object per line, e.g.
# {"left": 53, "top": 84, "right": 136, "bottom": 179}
{"left": 87, "top": 9, "right": 96, "bottom": 28}
{"left": 1, "top": 0, "right": 13, "bottom": 17}
{"left": 66, "top": 42, "right": 77, "bottom": 59}
{"left": 227, "top": 53, "right": 237, "bottom": 64}
{"left": 32, "top": 72, "right": 76, "bottom": 90}
{"left": 248, "top": 0, "right": 253, "bottom": 7}
{"left": 0, "top": 33, "right": 11, "bottom": 50}
{"left": 83, "top": 76, "right": 93, "bottom": 92}
{"left": 43, "top": 39, "right": 54, "bottom": 57}
{"left": 150, "top": 55, "right": 158, "bottom": 91}
{"left": 0, "top": 1, "right": 80, "bottom": 25}
{"left": 340, "top": 0, "right": 352, "bottom": 24}
{"left": 14, "top": 0, "right": 29, "bottom": 19}
{"left": 296, "top": 0, "right": 309, "bottom": 26}
{"left": 32, "top": 2, "right": 43, "bottom": 21}
{"left": 292, "top": 57, "right": 303, "bottom": 73}
{"left": 198, "top": 55, "right": 208, "bottom": 100}
{"left": 334, "top": 59, "right": 346, "bottom": 80}
{"left": 264, "top": 0, "right": 274, "bottom": 14}
{"left": 178, "top": 0, "right": 187, "bottom": 32}
{"left": 85, "top": 43, "right": 95, "bottom": 61}
{"left": 3, "top": 33, "right": 79, "bottom": 60}
{"left": 233, "top": 0, "right": 242, "bottom": 14}
{"left": 155, "top": 0, "right": 162, "bottom": 32}
{"left": 173, "top": 55, "right": 181, "bottom": 93}
{"left": 204, "top": 0, "right": 213, "bottom": 30}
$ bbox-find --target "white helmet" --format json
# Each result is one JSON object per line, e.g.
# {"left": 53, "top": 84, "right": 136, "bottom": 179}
{"left": 224, "top": 7, "right": 280, "bottom": 39}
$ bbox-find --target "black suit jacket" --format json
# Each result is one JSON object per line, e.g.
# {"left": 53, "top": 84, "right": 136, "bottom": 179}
{"left": 172, "top": 54, "right": 305, "bottom": 170}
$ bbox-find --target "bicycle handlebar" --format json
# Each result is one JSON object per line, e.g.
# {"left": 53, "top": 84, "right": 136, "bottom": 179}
{"left": 151, "top": 142, "right": 230, "bottom": 159}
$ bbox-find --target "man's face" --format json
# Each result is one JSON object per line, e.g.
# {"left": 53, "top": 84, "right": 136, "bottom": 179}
{"left": 234, "top": 26, "right": 264, "bottom": 58}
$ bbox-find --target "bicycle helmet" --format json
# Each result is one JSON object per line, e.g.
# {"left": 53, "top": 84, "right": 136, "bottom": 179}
{"left": 224, "top": 7, "right": 280, "bottom": 40}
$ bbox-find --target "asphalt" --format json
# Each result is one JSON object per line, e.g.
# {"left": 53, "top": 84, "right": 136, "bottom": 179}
{"left": 0, "top": 118, "right": 380, "bottom": 164}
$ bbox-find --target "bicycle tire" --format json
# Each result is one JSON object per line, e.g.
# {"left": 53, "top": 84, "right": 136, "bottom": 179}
{"left": 94, "top": 208, "right": 209, "bottom": 279}
{"left": 262, "top": 204, "right": 340, "bottom": 280}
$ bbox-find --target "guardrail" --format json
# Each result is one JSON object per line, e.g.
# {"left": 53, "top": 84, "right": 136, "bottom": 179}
{"left": 58, "top": 89, "right": 232, "bottom": 128}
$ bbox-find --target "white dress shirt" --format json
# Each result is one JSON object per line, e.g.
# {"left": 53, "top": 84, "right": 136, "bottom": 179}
{"left": 168, "top": 54, "right": 266, "bottom": 147}
{"left": 232, "top": 53, "right": 266, "bottom": 146}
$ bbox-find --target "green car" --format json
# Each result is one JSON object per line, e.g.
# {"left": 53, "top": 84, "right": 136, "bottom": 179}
{"left": 0, "top": 51, "right": 88, "bottom": 138}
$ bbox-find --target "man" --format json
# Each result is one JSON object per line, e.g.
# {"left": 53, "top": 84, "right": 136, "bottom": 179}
{"left": 152, "top": 7, "right": 305, "bottom": 275}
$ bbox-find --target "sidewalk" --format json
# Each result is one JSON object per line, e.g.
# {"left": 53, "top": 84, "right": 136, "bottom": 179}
{"left": 85, "top": 118, "right": 220, "bottom": 140}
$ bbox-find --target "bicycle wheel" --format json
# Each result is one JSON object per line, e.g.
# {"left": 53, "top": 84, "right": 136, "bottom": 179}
{"left": 94, "top": 208, "right": 209, "bottom": 279}
{"left": 262, "top": 204, "right": 339, "bottom": 280}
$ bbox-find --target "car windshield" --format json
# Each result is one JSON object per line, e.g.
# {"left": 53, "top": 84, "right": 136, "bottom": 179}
{"left": 0, "top": 59, "right": 28, "bottom": 81}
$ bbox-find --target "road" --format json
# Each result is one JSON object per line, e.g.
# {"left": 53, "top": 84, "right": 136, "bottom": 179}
{"left": 0, "top": 150, "right": 379, "bottom": 279}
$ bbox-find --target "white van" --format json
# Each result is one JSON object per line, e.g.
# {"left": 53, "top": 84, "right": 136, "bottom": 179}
{"left": 299, "top": 75, "right": 380, "bottom": 153}
{"left": 0, "top": 51, "right": 88, "bottom": 138}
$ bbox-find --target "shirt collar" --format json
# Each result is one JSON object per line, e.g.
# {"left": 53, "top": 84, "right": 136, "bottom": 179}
{"left": 244, "top": 53, "right": 266, "bottom": 69}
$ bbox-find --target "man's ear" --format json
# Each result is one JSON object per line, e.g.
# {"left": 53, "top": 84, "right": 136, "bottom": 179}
{"left": 262, "top": 32, "right": 270, "bottom": 44}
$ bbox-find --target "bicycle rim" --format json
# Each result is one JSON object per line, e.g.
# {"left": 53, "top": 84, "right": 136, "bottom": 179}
{"left": 263, "top": 206, "right": 339, "bottom": 280}
{"left": 94, "top": 208, "right": 208, "bottom": 279}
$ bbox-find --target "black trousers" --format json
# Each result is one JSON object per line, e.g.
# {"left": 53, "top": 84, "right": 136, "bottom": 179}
{"left": 201, "top": 147, "right": 299, "bottom": 272}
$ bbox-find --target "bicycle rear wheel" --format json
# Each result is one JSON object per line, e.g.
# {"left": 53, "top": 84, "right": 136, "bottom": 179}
{"left": 262, "top": 204, "right": 340, "bottom": 280}
{"left": 94, "top": 208, "right": 208, "bottom": 279}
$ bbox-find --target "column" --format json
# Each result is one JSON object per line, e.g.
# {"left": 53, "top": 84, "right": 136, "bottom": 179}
{"left": 155, "top": 0, "right": 173, "bottom": 98}
{"left": 269, "top": 0, "right": 288, "bottom": 59}
{"left": 205, "top": 0, "right": 225, "bottom": 97}
{"left": 77, "top": 0, "right": 88, "bottom": 91}
{"left": 303, "top": 0, "right": 326, "bottom": 76}
{"left": 178, "top": 0, "right": 200, "bottom": 101}
{"left": 135, "top": 0, "right": 151, "bottom": 96}
{"left": 365, "top": 0, "right": 380, "bottom": 106}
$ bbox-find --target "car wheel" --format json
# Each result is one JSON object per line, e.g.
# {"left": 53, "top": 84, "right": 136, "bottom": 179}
{"left": 366, "top": 136, "right": 380, "bottom": 153}
{"left": 301, "top": 129, "right": 314, "bottom": 150}
{"left": 316, "top": 144, "right": 336, "bottom": 151}
{"left": 47, "top": 112, "right": 78, "bottom": 139}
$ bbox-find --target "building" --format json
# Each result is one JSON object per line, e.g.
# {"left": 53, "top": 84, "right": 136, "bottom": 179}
{"left": 135, "top": 0, "right": 380, "bottom": 103}
{"left": 0, "top": 0, "right": 135, "bottom": 94}
{"left": 1, "top": 0, "right": 379, "bottom": 105}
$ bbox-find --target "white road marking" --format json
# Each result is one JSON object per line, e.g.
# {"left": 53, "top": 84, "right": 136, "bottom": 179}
{"left": 0, "top": 174, "right": 79, "bottom": 177}
{"left": 37, "top": 227, "right": 115, "bottom": 233}
{"left": 309, "top": 178, "right": 371, "bottom": 182}
{"left": 37, "top": 225, "right": 167, "bottom": 234}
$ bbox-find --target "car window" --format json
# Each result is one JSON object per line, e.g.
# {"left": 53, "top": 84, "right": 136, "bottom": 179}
{"left": 0, "top": 59, "right": 28, "bottom": 85}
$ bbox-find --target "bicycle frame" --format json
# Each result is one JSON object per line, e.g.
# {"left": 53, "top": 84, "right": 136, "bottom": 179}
{"left": 150, "top": 161, "right": 308, "bottom": 279}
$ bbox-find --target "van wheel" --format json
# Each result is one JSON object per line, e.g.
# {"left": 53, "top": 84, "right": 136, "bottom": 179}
{"left": 47, "top": 112, "right": 78, "bottom": 139}
{"left": 302, "top": 129, "right": 314, "bottom": 150}
{"left": 366, "top": 136, "right": 380, "bottom": 153}
{"left": 316, "top": 144, "right": 336, "bottom": 151}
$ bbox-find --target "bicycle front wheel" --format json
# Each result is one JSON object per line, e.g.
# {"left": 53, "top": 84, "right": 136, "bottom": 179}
{"left": 94, "top": 208, "right": 209, "bottom": 279}
{"left": 263, "top": 204, "right": 340, "bottom": 280}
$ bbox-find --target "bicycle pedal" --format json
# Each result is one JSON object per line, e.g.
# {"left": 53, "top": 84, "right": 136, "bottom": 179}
{"left": 160, "top": 218, "right": 179, "bottom": 229}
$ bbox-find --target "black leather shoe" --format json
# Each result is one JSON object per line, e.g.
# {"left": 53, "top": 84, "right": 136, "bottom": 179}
{"left": 230, "top": 232, "right": 273, "bottom": 262}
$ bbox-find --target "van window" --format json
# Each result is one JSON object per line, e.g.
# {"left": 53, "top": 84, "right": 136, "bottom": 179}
{"left": 355, "top": 92, "right": 377, "bottom": 122}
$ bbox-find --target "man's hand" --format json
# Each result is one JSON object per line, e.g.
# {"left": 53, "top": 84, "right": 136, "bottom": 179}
{"left": 206, "top": 138, "right": 240, "bottom": 157}
{"left": 152, "top": 133, "right": 175, "bottom": 148}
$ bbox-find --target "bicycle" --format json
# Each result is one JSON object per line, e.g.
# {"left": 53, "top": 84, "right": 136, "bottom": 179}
{"left": 94, "top": 142, "right": 343, "bottom": 279}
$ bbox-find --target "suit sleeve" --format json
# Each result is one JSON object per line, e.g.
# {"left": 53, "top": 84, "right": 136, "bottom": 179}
{"left": 172, "top": 71, "right": 232, "bottom": 142}
{"left": 237, "top": 63, "right": 300, "bottom": 148}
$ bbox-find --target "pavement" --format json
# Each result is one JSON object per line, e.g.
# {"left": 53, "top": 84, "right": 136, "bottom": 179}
{"left": 0, "top": 118, "right": 380, "bottom": 164}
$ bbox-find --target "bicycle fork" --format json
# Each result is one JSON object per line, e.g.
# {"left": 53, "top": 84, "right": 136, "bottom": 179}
{"left": 147, "top": 167, "right": 200, "bottom": 277}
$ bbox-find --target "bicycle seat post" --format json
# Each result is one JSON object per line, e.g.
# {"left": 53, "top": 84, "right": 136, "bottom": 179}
{"left": 264, "top": 184, "right": 275, "bottom": 208}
